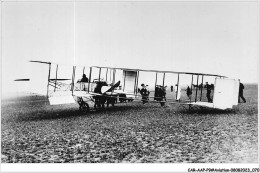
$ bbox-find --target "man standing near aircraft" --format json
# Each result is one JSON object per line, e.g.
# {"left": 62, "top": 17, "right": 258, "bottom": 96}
{"left": 170, "top": 85, "right": 173, "bottom": 92}
{"left": 205, "top": 82, "right": 212, "bottom": 102}
{"left": 140, "top": 84, "right": 150, "bottom": 104}
{"left": 81, "top": 74, "right": 88, "bottom": 82}
{"left": 186, "top": 86, "right": 192, "bottom": 99}
{"left": 239, "top": 82, "right": 246, "bottom": 103}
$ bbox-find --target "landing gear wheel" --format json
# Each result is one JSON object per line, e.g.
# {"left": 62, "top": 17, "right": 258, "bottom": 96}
{"left": 77, "top": 97, "right": 90, "bottom": 113}
{"left": 160, "top": 102, "right": 165, "bottom": 106}
{"left": 94, "top": 103, "right": 104, "bottom": 111}
{"left": 79, "top": 102, "right": 90, "bottom": 113}
{"left": 160, "top": 98, "right": 166, "bottom": 107}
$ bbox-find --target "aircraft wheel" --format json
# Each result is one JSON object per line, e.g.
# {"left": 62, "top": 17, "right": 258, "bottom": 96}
{"left": 94, "top": 103, "right": 104, "bottom": 111}
{"left": 79, "top": 103, "right": 90, "bottom": 112}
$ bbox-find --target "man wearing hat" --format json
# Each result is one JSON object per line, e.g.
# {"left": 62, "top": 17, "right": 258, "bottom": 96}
{"left": 140, "top": 83, "right": 150, "bottom": 104}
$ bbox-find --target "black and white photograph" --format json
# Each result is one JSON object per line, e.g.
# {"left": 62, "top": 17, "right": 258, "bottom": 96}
{"left": 1, "top": 0, "right": 259, "bottom": 172}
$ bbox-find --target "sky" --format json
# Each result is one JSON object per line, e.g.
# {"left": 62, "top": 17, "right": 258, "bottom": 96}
{"left": 1, "top": 1, "right": 259, "bottom": 95}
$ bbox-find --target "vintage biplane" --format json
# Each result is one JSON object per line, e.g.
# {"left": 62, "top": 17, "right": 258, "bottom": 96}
{"left": 15, "top": 60, "right": 240, "bottom": 112}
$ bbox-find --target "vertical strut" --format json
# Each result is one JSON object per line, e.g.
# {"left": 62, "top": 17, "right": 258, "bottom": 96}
{"left": 82, "top": 66, "right": 85, "bottom": 91}
{"left": 112, "top": 69, "right": 116, "bottom": 85}
{"left": 136, "top": 71, "right": 139, "bottom": 95}
{"left": 154, "top": 72, "right": 158, "bottom": 99}
{"left": 190, "top": 75, "right": 193, "bottom": 103}
{"left": 162, "top": 73, "right": 165, "bottom": 87}
{"left": 47, "top": 63, "right": 51, "bottom": 97}
{"left": 155, "top": 72, "right": 158, "bottom": 88}
{"left": 88, "top": 67, "right": 92, "bottom": 93}
{"left": 54, "top": 64, "right": 58, "bottom": 92}
{"left": 200, "top": 75, "right": 204, "bottom": 101}
{"left": 176, "top": 73, "right": 179, "bottom": 100}
{"left": 98, "top": 68, "right": 101, "bottom": 81}
{"left": 110, "top": 69, "right": 112, "bottom": 82}
{"left": 134, "top": 71, "right": 137, "bottom": 95}
{"left": 71, "top": 66, "right": 76, "bottom": 95}
{"left": 123, "top": 70, "right": 126, "bottom": 92}
{"left": 195, "top": 75, "right": 199, "bottom": 102}
{"left": 106, "top": 68, "right": 108, "bottom": 81}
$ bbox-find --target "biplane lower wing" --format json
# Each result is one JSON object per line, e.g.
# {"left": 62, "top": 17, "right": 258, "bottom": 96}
{"left": 184, "top": 101, "right": 231, "bottom": 110}
{"left": 49, "top": 91, "right": 95, "bottom": 105}
{"left": 49, "top": 95, "right": 75, "bottom": 105}
{"left": 185, "top": 102, "right": 214, "bottom": 108}
{"left": 183, "top": 101, "right": 218, "bottom": 109}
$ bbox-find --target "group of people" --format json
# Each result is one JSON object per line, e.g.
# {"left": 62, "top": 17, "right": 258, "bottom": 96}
{"left": 139, "top": 82, "right": 214, "bottom": 103}
{"left": 140, "top": 83, "right": 167, "bottom": 106}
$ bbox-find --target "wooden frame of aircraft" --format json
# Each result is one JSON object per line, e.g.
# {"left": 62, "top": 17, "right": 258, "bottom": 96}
{"left": 20, "top": 60, "right": 240, "bottom": 112}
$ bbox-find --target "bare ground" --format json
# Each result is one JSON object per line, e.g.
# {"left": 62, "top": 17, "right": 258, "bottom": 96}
{"left": 1, "top": 84, "right": 258, "bottom": 163}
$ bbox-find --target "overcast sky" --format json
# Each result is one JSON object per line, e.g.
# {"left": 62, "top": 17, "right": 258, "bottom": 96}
{"left": 1, "top": 1, "right": 259, "bottom": 94}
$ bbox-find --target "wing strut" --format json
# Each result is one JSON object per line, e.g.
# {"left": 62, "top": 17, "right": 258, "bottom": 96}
{"left": 200, "top": 75, "right": 204, "bottom": 101}
{"left": 88, "top": 67, "right": 92, "bottom": 93}
{"left": 162, "top": 73, "right": 165, "bottom": 87}
{"left": 71, "top": 66, "right": 76, "bottom": 95}
{"left": 123, "top": 70, "right": 126, "bottom": 92}
{"left": 106, "top": 68, "right": 108, "bottom": 82}
{"left": 176, "top": 73, "right": 179, "bottom": 100}
{"left": 54, "top": 64, "right": 58, "bottom": 92}
{"left": 47, "top": 63, "right": 51, "bottom": 97}
{"left": 136, "top": 71, "right": 139, "bottom": 95}
{"left": 134, "top": 71, "right": 137, "bottom": 95}
{"left": 112, "top": 69, "right": 116, "bottom": 85}
{"left": 98, "top": 68, "right": 101, "bottom": 81}
{"left": 155, "top": 72, "right": 158, "bottom": 89}
{"left": 190, "top": 75, "right": 193, "bottom": 103}
{"left": 195, "top": 75, "right": 199, "bottom": 102}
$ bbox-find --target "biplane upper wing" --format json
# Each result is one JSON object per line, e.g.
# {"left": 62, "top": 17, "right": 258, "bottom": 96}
{"left": 17, "top": 60, "right": 235, "bottom": 111}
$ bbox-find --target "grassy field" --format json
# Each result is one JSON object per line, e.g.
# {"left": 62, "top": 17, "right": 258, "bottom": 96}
{"left": 1, "top": 84, "right": 258, "bottom": 163}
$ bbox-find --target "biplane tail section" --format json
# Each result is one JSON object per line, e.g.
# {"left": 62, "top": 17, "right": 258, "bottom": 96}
{"left": 184, "top": 78, "right": 239, "bottom": 110}
{"left": 212, "top": 78, "right": 239, "bottom": 109}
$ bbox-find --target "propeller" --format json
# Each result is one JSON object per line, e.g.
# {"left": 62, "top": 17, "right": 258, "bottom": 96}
{"left": 29, "top": 60, "right": 51, "bottom": 64}
{"left": 14, "top": 79, "right": 30, "bottom": 81}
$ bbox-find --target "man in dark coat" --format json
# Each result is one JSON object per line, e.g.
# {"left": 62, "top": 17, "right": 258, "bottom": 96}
{"left": 81, "top": 74, "right": 88, "bottom": 82}
{"left": 239, "top": 82, "right": 246, "bottom": 103}
{"left": 205, "top": 82, "right": 212, "bottom": 103}
{"left": 140, "top": 84, "right": 150, "bottom": 104}
{"left": 170, "top": 85, "right": 173, "bottom": 92}
{"left": 186, "top": 86, "right": 192, "bottom": 99}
